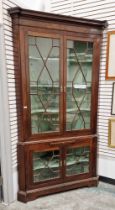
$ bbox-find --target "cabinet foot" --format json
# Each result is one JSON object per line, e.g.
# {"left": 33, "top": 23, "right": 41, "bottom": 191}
{"left": 18, "top": 176, "right": 99, "bottom": 202}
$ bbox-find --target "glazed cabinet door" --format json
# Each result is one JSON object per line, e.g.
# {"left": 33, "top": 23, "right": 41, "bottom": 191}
{"left": 65, "top": 145, "right": 90, "bottom": 177}
{"left": 28, "top": 34, "right": 63, "bottom": 135}
{"left": 64, "top": 36, "right": 98, "bottom": 134}
{"left": 32, "top": 149, "right": 61, "bottom": 183}
{"left": 64, "top": 138, "right": 96, "bottom": 181}
{"left": 26, "top": 143, "right": 64, "bottom": 189}
{"left": 21, "top": 29, "right": 64, "bottom": 139}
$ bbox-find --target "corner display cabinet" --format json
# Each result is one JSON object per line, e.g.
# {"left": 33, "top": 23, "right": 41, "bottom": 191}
{"left": 9, "top": 7, "right": 107, "bottom": 202}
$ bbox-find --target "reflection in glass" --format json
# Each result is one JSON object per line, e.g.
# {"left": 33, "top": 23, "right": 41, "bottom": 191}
{"left": 28, "top": 36, "right": 60, "bottom": 134}
{"left": 66, "top": 40, "right": 93, "bottom": 131}
{"left": 33, "top": 150, "right": 60, "bottom": 182}
{"left": 66, "top": 146, "right": 90, "bottom": 176}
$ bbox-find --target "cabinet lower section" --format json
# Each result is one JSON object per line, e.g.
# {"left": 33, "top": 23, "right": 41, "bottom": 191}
{"left": 18, "top": 176, "right": 98, "bottom": 202}
{"left": 18, "top": 135, "right": 98, "bottom": 202}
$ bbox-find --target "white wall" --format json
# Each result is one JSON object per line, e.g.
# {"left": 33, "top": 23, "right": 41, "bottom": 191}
{"left": 50, "top": 0, "right": 115, "bottom": 179}
{"left": 0, "top": 0, "right": 3, "bottom": 24}
{"left": 1, "top": 0, "right": 49, "bottom": 203}
{"left": 12, "top": 0, "right": 51, "bottom": 11}
{"left": 0, "top": 0, "right": 16, "bottom": 203}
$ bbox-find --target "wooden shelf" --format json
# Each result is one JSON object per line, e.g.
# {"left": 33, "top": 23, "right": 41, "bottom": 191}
{"left": 31, "top": 107, "right": 90, "bottom": 114}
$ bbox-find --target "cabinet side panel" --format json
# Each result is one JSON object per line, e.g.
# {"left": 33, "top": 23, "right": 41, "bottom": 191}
{"left": 91, "top": 35, "right": 102, "bottom": 133}
{"left": 17, "top": 144, "right": 26, "bottom": 191}
{"left": 91, "top": 136, "right": 97, "bottom": 177}
{"left": 11, "top": 17, "right": 23, "bottom": 142}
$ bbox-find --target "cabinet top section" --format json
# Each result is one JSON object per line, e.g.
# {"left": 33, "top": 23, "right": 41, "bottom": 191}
{"left": 8, "top": 7, "right": 107, "bottom": 30}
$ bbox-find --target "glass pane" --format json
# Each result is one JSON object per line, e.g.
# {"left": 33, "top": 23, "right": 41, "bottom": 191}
{"left": 66, "top": 40, "right": 93, "bottom": 131}
{"left": 28, "top": 36, "right": 60, "bottom": 134}
{"left": 66, "top": 146, "right": 90, "bottom": 176}
{"left": 33, "top": 150, "right": 60, "bottom": 183}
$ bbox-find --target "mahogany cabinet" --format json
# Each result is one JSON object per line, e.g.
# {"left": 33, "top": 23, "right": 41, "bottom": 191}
{"left": 9, "top": 7, "right": 107, "bottom": 202}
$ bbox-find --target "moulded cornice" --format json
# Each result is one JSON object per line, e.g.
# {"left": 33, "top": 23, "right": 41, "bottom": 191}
{"left": 8, "top": 7, "right": 107, "bottom": 29}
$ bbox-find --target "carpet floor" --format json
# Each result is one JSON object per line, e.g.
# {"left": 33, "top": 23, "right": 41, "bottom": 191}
{"left": 0, "top": 182, "right": 115, "bottom": 210}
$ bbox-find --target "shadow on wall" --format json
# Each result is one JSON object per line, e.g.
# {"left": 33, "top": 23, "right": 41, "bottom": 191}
{"left": 0, "top": 163, "right": 3, "bottom": 202}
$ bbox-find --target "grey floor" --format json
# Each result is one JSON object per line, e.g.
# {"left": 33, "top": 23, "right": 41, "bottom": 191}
{"left": 0, "top": 182, "right": 115, "bottom": 210}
